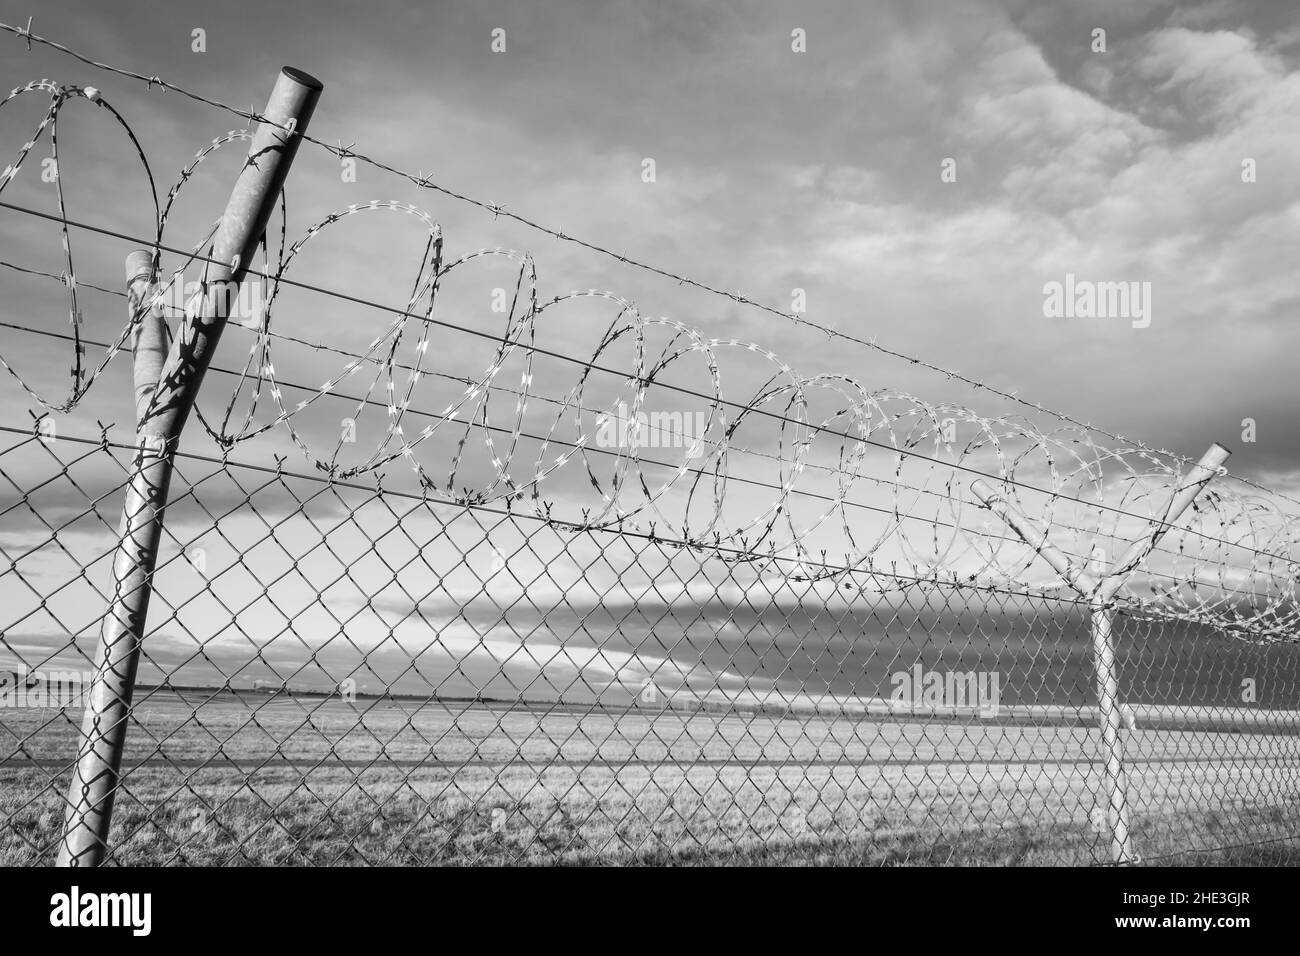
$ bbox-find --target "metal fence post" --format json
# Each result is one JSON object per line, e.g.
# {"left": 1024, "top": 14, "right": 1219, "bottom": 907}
{"left": 57, "top": 67, "right": 323, "bottom": 866}
{"left": 1085, "top": 443, "right": 1230, "bottom": 865}
{"left": 971, "top": 441, "right": 1230, "bottom": 866}
{"left": 1090, "top": 597, "right": 1134, "bottom": 863}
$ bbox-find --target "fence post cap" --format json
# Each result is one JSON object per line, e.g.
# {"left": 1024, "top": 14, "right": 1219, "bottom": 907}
{"left": 280, "top": 66, "right": 324, "bottom": 91}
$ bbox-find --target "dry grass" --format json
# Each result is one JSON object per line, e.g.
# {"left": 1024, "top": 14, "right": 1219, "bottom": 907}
{"left": 3, "top": 690, "right": 1299, "bottom": 865}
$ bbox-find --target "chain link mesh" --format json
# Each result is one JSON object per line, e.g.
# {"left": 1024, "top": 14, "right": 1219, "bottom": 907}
{"left": 3, "top": 424, "right": 1298, "bottom": 865}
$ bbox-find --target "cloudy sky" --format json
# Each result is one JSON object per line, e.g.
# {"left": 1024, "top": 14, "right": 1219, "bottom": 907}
{"left": 1, "top": 0, "right": 1297, "bottom": 700}
{"left": 1, "top": 0, "right": 1298, "bottom": 465}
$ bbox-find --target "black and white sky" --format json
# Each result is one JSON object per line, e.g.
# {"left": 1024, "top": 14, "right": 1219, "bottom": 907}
{"left": 1, "top": 0, "right": 1297, "bottom": 696}
{"left": 1, "top": 0, "right": 1297, "bottom": 474}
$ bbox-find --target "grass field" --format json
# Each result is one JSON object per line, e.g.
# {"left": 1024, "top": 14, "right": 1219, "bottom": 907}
{"left": 4, "top": 690, "right": 1300, "bottom": 865}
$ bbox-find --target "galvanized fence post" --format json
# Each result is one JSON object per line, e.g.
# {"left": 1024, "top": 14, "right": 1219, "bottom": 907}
{"left": 1087, "top": 570, "right": 1135, "bottom": 865}
{"left": 57, "top": 67, "right": 323, "bottom": 866}
{"left": 971, "top": 441, "right": 1229, "bottom": 866}
{"left": 1084, "top": 442, "right": 1230, "bottom": 865}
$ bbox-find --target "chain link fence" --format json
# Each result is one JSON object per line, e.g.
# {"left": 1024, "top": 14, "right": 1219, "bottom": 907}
{"left": 1, "top": 27, "right": 1299, "bottom": 866}
{"left": 3, "top": 423, "right": 1299, "bottom": 865}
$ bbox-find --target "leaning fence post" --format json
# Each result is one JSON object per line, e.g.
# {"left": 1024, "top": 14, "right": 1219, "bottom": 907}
{"left": 970, "top": 441, "right": 1229, "bottom": 866}
{"left": 56, "top": 67, "right": 322, "bottom": 867}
